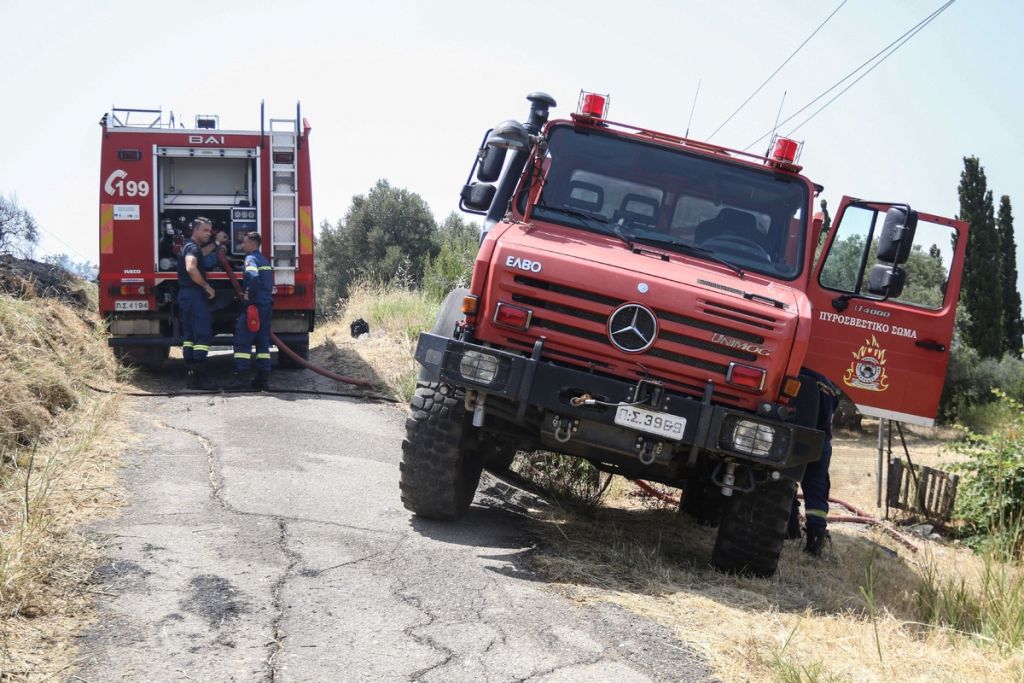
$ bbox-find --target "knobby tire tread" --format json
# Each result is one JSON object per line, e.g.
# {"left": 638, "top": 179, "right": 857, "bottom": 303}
{"left": 400, "top": 381, "right": 482, "bottom": 520}
{"left": 711, "top": 478, "right": 797, "bottom": 578}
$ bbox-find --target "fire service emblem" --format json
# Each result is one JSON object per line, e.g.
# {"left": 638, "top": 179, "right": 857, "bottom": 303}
{"left": 843, "top": 335, "right": 890, "bottom": 392}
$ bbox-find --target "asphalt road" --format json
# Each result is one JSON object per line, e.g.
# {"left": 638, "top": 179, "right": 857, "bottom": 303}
{"left": 78, "top": 357, "right": 715, "bottom": 682}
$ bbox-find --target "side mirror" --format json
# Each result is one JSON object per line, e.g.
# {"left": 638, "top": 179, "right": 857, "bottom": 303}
{"left": 488, "top": 120, "right": 531, "bottom": 152}
{"left": 867, "top": 264, "right": 906, "bottom": 298}
{"left": 460, "top": 182, "right": 496, "bottom": 212}
{"left": 476, "top": 145, "right": 507, "bottom": 183}
{"left": 876, "top": 207, "right": 917, "bottom": 264}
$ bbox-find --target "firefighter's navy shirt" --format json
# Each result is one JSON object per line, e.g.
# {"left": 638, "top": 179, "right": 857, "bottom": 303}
{"left": 177, "top": 240, "right": 206, "bottom": 288}
{"left": 244, "top": 252, "right": 274, "bottom": 305}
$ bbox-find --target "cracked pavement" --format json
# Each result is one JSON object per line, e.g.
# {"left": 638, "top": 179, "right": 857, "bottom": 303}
{"left": 78, "top": 360, "right": 715, "bottom": 681}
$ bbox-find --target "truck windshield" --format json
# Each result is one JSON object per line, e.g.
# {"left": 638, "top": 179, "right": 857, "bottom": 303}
{"left": 522, "top": 124, "right": 810, "bottom": 279}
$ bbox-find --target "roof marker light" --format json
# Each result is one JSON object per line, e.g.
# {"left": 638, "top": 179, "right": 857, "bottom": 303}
{"left": 577, "top": 91, "right": 609, "bottom": 118}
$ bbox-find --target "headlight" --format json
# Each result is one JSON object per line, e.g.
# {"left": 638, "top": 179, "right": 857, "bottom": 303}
{"left": 459, "top": 350, "right": 499, "bottom": 384}
{"left": 730, "top": 420, "right": 775, "bottom": 458}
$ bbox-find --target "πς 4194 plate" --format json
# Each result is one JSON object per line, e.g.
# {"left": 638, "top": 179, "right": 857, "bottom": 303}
{"left": 114, "top": 300, "right": 149, "bottom": 311}
{"left": 614, "top": 405, "right": 686, "bottom": 441}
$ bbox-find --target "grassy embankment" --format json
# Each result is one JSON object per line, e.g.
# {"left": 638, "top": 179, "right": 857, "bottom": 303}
{"left": 0, "top": 281, "right": 126, "bottom": 679}
{"left": 318, "top": 282, "right": 1024, "bottom": 682}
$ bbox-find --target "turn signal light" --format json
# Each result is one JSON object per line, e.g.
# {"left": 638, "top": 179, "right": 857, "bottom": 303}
{"left": 272, "top": 285, "right": 295, "bottom": 295}
{"left": 492, "top": 302, "right": 532, "bottom": 330}
{"left": 726, "top": 362, "right": 766, "bottom": 392}
{"left": 781, "top": 376, "right": 802, "bottom": 399}
{"left": 462, "top": 295, "right": 480, "bottom": 314}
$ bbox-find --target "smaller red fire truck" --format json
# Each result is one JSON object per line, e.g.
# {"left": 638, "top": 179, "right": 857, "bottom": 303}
{"left": 98, "top": 104, "right": 315, "bottom": 367}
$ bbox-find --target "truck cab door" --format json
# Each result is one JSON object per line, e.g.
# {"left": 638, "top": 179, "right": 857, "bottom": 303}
{"left": 804, "top": 196, "right": 968, "bottom": 426}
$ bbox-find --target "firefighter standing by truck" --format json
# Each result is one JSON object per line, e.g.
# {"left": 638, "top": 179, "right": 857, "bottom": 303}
{"left": 229, "top": 232, "right": 274, "bottom": 390}
{"left": 788, "top": 369, "right": 842, "bottom": 556}
{"left": 177, "top": 217, "right": 216, "bottom": 389}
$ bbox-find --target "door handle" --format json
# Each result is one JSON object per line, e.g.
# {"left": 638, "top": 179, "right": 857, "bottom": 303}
{"left": 915, "top": 339, "right": 947, "bottom": 352}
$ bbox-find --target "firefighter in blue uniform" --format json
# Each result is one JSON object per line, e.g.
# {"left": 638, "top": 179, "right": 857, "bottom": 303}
{"left": 230, "top": 232, "right": 274, "bottom": 390}
{"left": 177, "top": 217, "right": 217, "bottom": 389}
{"left": 788, "top": 368, "right": 842, "bottom": 556}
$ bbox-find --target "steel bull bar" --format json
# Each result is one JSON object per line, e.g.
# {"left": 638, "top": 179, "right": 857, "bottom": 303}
{"left": 415, "top": 332, "right": 824, "bottom": 473}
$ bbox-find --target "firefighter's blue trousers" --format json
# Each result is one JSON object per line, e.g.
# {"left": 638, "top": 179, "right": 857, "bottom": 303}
{"left": 178, "top": 287, "right": 212, "bottom": 365}
{"left": 233, "top": 304, "right": 272, "bottom": 374}
{"left": 800, "top": 370, "right": 840, "bottom": 530}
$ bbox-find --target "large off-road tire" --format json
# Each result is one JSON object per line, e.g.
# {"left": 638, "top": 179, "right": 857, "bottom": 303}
{"left": 400, "top": 381, "right": 483, "bottom": 520}
{"left": 679, "top": 477, "right": 725, "bottom": 527}
{"left": 711, "top": 477, "right": 797, "bottom": 578}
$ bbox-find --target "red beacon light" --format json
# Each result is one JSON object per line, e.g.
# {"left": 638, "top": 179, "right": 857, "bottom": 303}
{"left": 576, "top": 91, "right": 610, "bottom": 119}
{"left": 767, "top": 136, "right": 803, "bottom": 171}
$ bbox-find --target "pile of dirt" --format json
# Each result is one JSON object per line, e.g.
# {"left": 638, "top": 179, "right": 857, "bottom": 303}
{"left": 0, "top": 254, "right": 91, "bottom": 309}
{"left": 0, "top": 262, "right": 112, "bottom": 452}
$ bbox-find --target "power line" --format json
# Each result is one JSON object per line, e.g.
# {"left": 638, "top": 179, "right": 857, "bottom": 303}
{"left": 35, "top": 222, "right": 94, "bottom": 263}
{"left": 784, "top": 2, "right": 954, "bottom": 137}
{"left": 707, "top": 0, "right": 847, "bottom": 141}
{"left": 744, "top": 0, "right": 956, "bottom": 151}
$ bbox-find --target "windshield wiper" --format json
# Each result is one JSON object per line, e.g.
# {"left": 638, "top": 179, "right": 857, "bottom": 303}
{"left": 630, "top": 234, "right": 745, "bottom": 277}
{"left": 533, "top": 204, "right": 633, "bottom": 249}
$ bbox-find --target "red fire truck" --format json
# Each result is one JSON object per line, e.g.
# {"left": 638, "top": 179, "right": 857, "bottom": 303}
{"left": 98, "top": 104, "right": 315, "bottom": 367}
{"left": 402, "top": 92, "right": 967, "bottom": 576}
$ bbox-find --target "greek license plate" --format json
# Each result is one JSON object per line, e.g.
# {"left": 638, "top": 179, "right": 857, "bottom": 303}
{"left": 114, "top": 300, "right": 149, "bottom": 311}
{"left": 614, "top": 405, "right": 686, "bottom": 441}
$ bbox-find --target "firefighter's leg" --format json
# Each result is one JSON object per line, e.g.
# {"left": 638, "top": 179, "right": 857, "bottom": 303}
{"left": 253, "top": 307, "right": 272, "bottom": 390}
{"left": 233, "top": 313, "right": 254, "bottom": 373}
{"left": 802, "top": 390, "right": 838, "bottom": 556}
{"left": 189, "top": 297, "right": 213, "bottom": 388}
{"left": 178, "top": 290, "right": 196, "bottom": 365}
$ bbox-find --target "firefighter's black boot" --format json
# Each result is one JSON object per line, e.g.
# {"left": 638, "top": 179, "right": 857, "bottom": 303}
{"left": 187, "top": 366, "right": 209, "bottom": 390}
{"left": 803, "top": 525, "right": 829, "bottom": 557}
{"left": 252, "top": 371, "right": 270, "bottom": 391}
{"left": 223, "top": 372, "right": 250, "bottom": 390}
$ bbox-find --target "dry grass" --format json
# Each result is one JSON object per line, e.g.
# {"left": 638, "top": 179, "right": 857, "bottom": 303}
{"left": 314, "top": 282, "right": 438, "bottom": 402}
{"left": 521, "top": 466, "right": 1024, "bottom": 682}
{"left": 0, "top": 291, "right": 128, "bottom": 680}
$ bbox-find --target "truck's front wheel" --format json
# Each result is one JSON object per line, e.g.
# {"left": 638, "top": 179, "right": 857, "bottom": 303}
{"left": 711, "top": 477, "right": 797, "bottom": 578}
{"left": 400, "top": 381, "right": 483, "bottom": 520}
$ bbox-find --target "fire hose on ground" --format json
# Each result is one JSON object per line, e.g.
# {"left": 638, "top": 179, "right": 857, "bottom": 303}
{"left": 631, "top": 479, "right": 918, "bottom": 552}
{"left": 217, "top": 252, "right": 372, "bottom": 388}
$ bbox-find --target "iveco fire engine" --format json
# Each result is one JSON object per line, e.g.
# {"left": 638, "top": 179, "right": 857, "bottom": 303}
{"left": 401, "top": 92, "right": 967, "bottom": 576}
{"left": 98, "top": 104, "right": 315, "bottom": 367}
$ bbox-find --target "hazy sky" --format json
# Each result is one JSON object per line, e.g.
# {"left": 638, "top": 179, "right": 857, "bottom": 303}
{"left": 1, "top": 0, "right": 1021, "bottom": 294}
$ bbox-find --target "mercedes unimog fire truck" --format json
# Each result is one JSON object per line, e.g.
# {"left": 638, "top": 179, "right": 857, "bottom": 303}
{"left": 402, "top": 92, "right": 968, "bottom": 577}
{"left": 98, "top": 104, "right": 315, "bottom": 367}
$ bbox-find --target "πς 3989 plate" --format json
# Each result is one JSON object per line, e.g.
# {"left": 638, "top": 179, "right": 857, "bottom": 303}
{"left": 114, "top": 300, "right": 150, "bottom": 311}
{"left": 614, "top": 405, "right": 686, "bottom": 441}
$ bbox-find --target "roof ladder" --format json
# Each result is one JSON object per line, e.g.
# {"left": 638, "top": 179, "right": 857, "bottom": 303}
{"left": 268, "top": 118, "right": 299, "bottom": 271}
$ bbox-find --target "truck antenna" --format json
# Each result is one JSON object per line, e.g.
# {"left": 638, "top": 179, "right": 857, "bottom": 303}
{"left": 766, "top": 90, "right": 787, "bottom": 157}
{"left": 685, "top": 79, "right": 701, "bottom": 139}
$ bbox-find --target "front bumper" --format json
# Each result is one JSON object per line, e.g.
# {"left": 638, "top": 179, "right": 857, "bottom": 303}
{"left": 415, "top": 332, "right": 824, "bottom": 470}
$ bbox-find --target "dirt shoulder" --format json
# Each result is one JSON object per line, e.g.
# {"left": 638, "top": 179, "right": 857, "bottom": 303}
{"left": 0, "top": 275, "right": 129, "bottom": 680}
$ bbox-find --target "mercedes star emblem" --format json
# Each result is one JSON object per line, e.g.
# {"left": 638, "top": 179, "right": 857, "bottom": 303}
{"left": 607, "top": 303, "right": 658, "bottom": 353}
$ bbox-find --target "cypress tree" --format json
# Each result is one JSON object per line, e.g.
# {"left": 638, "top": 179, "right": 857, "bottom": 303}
{"left": 957, "top": 157, "right": 1004, "bottom": 358}
{"left": 996, "top": 195, "right": 1024, "bottom": 354}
